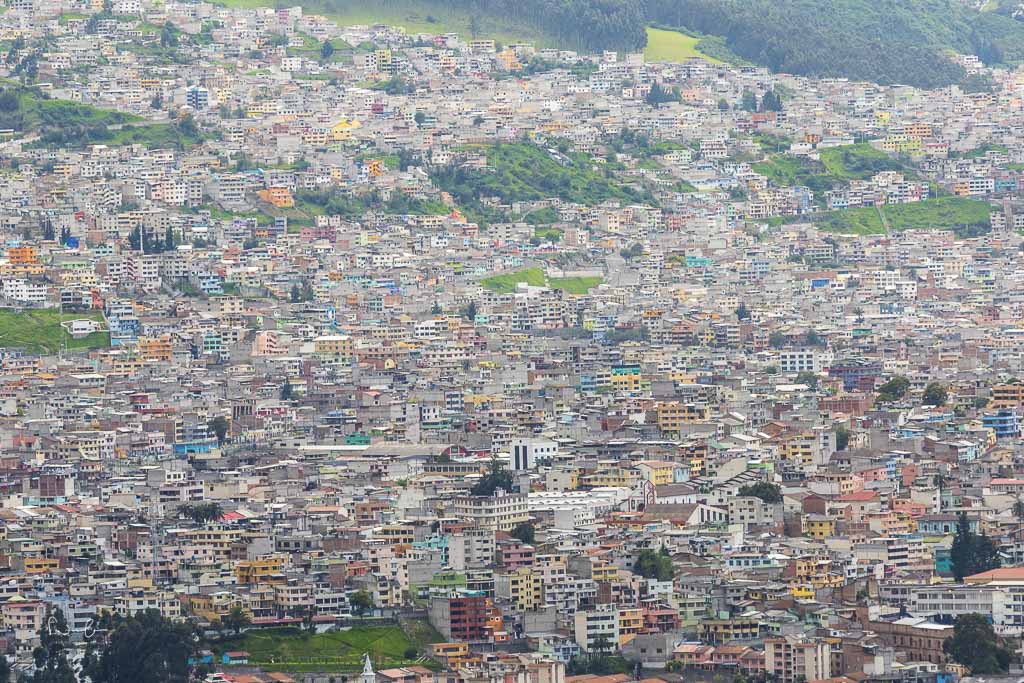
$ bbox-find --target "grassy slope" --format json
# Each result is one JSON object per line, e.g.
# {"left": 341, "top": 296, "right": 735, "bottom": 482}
{"left": 216, "top": 624, "right": 439, "bottom": 673}
{"left": 753, "top": 143, "right": 912, "bottom": 202}
{"left": 0, "top": 309, "right": 109, "bottom": 355}
{"left": 818, "top": 197, "right": 992, "bottom": 236}
{"left": 445, "top": 142, "right": 654, "bottom": 206}
{"left": 481, "top": 267, "right": 603, "bottom": 294}
{"left": 643, "top": 27, "right": 720, "bottom": 63}
{"left": 215, "top": 0, "right": 550, "bottom": 44}
{"left": 0, "top": 85, "right": 201, "bottom": 150}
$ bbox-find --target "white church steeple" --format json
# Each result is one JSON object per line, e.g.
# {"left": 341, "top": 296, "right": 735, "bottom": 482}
{"left": 361, "top": 652, "right": 376, "bottom": 683}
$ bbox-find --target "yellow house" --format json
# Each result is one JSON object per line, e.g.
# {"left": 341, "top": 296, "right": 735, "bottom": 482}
{"left": 235, "top": 556, "right": 285, "bottom": 585}
{"left": 582, "top": 465, "right": 639, "bottom": 488}
{"left": 610, "top": 371, "right": 644, "bottom": 393}
{"left": 790, "top": 584, "right": 815, "bottom": 599}
{"left": 503, "top": 567, "right": 542, "bottom": 611}
{"left": 331, "top": 116, "right": 361, "bottom": 142}
{"left": 656, "top": 401, "right": 710, "bottom": 433}
{"left": 804, "top": 516, "right": 836, "bottom": 540}
{"left": 636, "top": 460, "right": 677, "bottom": 486}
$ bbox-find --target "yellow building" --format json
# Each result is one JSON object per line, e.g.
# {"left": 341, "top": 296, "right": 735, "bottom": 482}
{"left": 314, "top": 335, "right": 352, "bottom": 362}
{"left": 610, "top": 371, "right": 644, "bottom": 393}
{"left": 992, "top": 383, "right": 1024, "bottom": 408}
{"left": 235, "top": 556, "right": 286, "bottom": 585}
{"left": 581, "top": 466, "right": 639, "bottom": 488}
{"left": 502, "top": 567, "right": 542, "bottom": 611}
{"left": 636, "top": 460, "right": 677, "bottom": 486}
{"left": 618, "top": 608, "right": 643, "bottom": 644}
{"left": 331, "top": 116, "right": 361, "bottom": 141}
{"left": 23, "top": 557, "right": 60, "bottom": 575}
{"left": 804, "top": 516, "right": 836, "bottom": 541}
{"left": 137, "top": 335, "right": 173, "bottom": 363}
{"left": 188, "top": 592, "right": 246, "bottom": 621}
{"left": 655, "top": 401, "right": 710, "bottom": 433}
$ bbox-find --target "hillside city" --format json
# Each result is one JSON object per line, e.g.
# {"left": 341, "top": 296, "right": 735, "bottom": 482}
{"left": 2, "top": 1, "right": 1024, "bottom": 683}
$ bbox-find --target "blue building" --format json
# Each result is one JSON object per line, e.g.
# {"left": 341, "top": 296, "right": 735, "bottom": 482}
{"left": 983, "top": 409, "right": 1020, "bottom": 439}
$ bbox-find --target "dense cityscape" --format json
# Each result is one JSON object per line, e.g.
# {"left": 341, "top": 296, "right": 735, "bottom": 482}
{"left": 1, "top": 1, "right": 1024, "bottom": 682}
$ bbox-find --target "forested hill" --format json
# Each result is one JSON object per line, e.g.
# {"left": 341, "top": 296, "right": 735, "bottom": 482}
{"left": 643, "top": 0, "right": 1024, "bottom": 88}
{"left": 309, "top": 0, "right": 1024, "bottom": 88}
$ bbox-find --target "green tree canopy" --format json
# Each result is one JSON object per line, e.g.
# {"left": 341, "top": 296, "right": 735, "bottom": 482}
{"left": 950, "top": 511, "right": 1001, "bottom": 581}
{"left": 923, "top": 382, "right": 948, "bottom": 406}
{"left": 510, "top": 522, "right": 535, "bottom": 544}
{"left": 633, "top": 548, "right": 674, "bottom": 581}
{"left": 738, "top": 481, "right": 783, "bottom": 504}
{"left": 27, "top": 607, "right": 75, "bottom": 683}
{"left": 943, "top": 613, "right": 1011, "bottom": 673}
{"left": 84, "top": 610, "right": 196, "bottom": 683}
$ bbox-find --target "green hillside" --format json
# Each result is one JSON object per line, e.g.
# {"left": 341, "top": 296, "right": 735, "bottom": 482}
{"left": 818, "top": 197, "right": 992, "bottom": 237}
{"left": 0, "top": 85, "right": 203, "bottom": 150}
{"left": 752, "top": 143, "right": 913, "bottom": 205}
{"left": 0, "top": 309, "right": 109, "bottom": 355}
{"left": 644, "top": 0, "right": 1024, "bottom": 88}
{"left": 226, "top": 0, "right": 1024, "bottom": 88}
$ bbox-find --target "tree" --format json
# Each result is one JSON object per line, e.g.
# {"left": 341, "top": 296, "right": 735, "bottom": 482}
{"left": 735, "top": 302, "right": 750, "bottom": 321}
{"left": 835, "top": 425, "right": 850, "bottom": 451}
{"left": 321, "top": 39, "right": 335, "bottom": 60}
{"left": 470, "top": 459, "right": 514, "bottom": 496}
{"left": 761, "top": 90, "right": 782, "bottom": 111}
{"left": 510, "top": 522, "right": 535, "bottom": 544}
{"left": 350, "top": 590, "right": 373, "bottom": 617}
{"left": 180, "top": 502, "right": 223, "bottom": 525}
{"left": 943, "top": 614, "right": 1011, "bottom": 673}
{"left": 769, "top": 331, "right": 786, "bottom": 348}
{"left": 590, "top": 633, "right": 613, "bottom": 655}
{"left": 290, "top": 284, "right": 302, "bottom": 303}
{"left": 741, "top": 89, "right": 758, "bottom": 112}
{"left": 951, "top": 511, "right": 1001, "bottom": 582}
{"left": 645, "top": 81, "right": 679, "bottom": 106}
{"left": 221, "top": 605, "right": 251, "bottom": 636}
{"left": 738, "top": 481, "right": 783, "bottom": 504}
{"left": 430, "top": 302, "right": 442, "bottom": 315}
{"left": 717, "top": 98, "right": 729, "bottom": 111}
{"left": 795, "top": 371, "right": 818, "bottom": 389}
{"left": 1014, "top": 497, "right": 1024, "bottom": 540}
{"left": 923, "top": 382, "right": 948, "bottom": 407}
{"left": 281, "top": 382, "right": 294, "bottom": 401}
{"left": 209, "top": 416, "right": 229, "bottom": 445}
{"left": 83, "top": 609, "right": 196, "bottom": 683}
{"left": 633, "top": 548, "right": 674, "bottom": 581}
{"left": 414, "top": 111, "right": 426, "bottom": 125}
{"left": 876, "top": 376, "right": 910, "bottom": 403}
{"left": 160, "top": 24, "right": 178, "bottom": 48}
{"left": 27, "top": 607, "right": 75, "bottom": 683}
{"left": 462, "top": 301, "right": 478, "bottom": 321}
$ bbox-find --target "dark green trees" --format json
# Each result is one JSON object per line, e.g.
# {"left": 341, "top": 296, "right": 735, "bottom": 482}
{"left": 950, "top": 511, "right": 1000, "bottom": 582}
{"left": 943, "top": 614, "right": 1011, "bottom": 673}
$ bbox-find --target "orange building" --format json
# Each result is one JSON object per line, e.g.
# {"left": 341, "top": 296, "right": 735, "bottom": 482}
{"left": 257, "top": 187, "right": 295, "bottom": 208}
{"left": 7, "top": 246, "right": 38, "bottom": 265}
